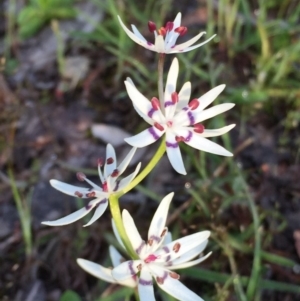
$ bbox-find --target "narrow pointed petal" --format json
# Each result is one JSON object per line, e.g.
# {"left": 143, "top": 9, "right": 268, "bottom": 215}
{"left": 118, "top": 163, "right": 141, "bottom": 191}
{"left": 172, "top": 32, "right": 206, "bottom": 52}
{"left": 196, "top": 84, "right": 226, "bottom": 112}
{"left": 155, "top": 35, "right": 166, "bottom": 53}
{"left": 122, "top": 210, "right": 144, "bottom": 254}
{"left": 200, "top": 124, "right": 236, "bottom": 138}
{"left": 112, "top": 260, "right": 141, "bottom": 281}
{"left": 117, "top": 16, "right": 149, "bottom": 48}
{"left": 172, "top": 34, "right": 216, "bottom": 53}
{"left": 117, "top": 147, "right": 137, "bottom": 176}
{"left": 104, "top": 144, "right": 117, "bottom": 178}
{"left": 177, "top": 81, "right": 191, "bottom": 111}
{"left": 50, "top": 180, "right": 90, "bottom": 198}
{"left": 77, "top": 259, "right": 116, "bottom": 283}
{"left": 170, "top": 252, "right": 212, "bottom": 270}
{"left": 156, "top": 271, "right": 205, "bottom": 301}
{"left": 195, "top": 103, "right": 235, "bottom": 123}
{"left": 42, "top": 206, "right": 93, "bottom": 226}
{"left": 138, "top": 267, "right": 155, "bottom": 301}
{"left": 156, "top": 231, "right": 210, "bottom": 262}
{"left": 148, "top": 193, "right": 174, "bottom": 245}
{"left": 112, "top": 219, "right": 126, "bottom": 250}
{"left": 83, "top": 199, "right": 108, "bottom": 227}
{"left": 166, "top": 133, "right": 186, "bottom": 175}
{"left": 125, "top": 127, "right": 164, "bottom": 148}
{"left": 109, "top": 245, "right": 124, "bottom": 267}
{"left": 185, "top": 134, "right": 233, "bottom": 156}
{"left": 131, "top": 25, "right": 147, "bottom": 43}
{"left": 170, "top": 240, "right": 209, "bottom": 265}
{"left": 164, "top": 58, "right": 179, "bottom": 118}
{"left": 173, "top": 12, "right": 182, "bottom": 28}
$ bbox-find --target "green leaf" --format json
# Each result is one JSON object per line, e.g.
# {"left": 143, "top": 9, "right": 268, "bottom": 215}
{"left": 60, "top": 290, "right": 82, "bottom": 301}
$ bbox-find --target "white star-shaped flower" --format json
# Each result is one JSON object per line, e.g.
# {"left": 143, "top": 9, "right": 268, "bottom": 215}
{"left": 42, "top": 144, "right": 141, "bottom": 227}
{"left": 124, "top": 58, "right": 235, "bottom": 175}
{"left": 111, "top": 192, "right": 211, "bottom": 301}
{"left": 118, "top": 13, "right": 216, "bottom": 54}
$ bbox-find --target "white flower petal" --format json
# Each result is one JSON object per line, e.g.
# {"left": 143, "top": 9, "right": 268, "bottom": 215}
{"left": 122, "top": 210, "right": 144, "bottom": 255}
{"left": 117, "top": 16, "right": 149, "bottom": 48}
{"left": 50, "top": 180, "right": 91, "bottom": 198}
{"left": 104, "top": 144, "right": 117, "bottom": 178}
{"left": 138, "top": 267, "right": 155, "bottom": 301}
{"left": 164, "top": 58, "right": 179, "bottom": 119}
{"left": 125, "top": 127, "right": 164, "bottom": 148}
{"left": 109, "top": 245, "right": 124, "bottom": 267}
{"left": 173, "top": 12, "right": 182, "bottom": 28}
{"left": 195, "top": 103, "right": 235, "bottom": 123}
{"left": 172, "top": 33, "right": 216, "bottom": 54}
{"left": 112, "top": 219, "right": 126, "bottom": 250}
{"left": 185, "top": 134, "right": 233, "bottom": 156}
{"left": 148, "top": 193, "right": 174, "bottom": 248}
{"left": 196, "top": 84, "right": 226, "bottom": 112}
{"left": 166, "top": 132, "right": 186, "bottom": 175}
{"left": 155, "top": 269, "right": 205, "bottom": 301}
{"left": 131, "top": 25, "right": 147, "bottom": 43}
{"left": 83, "top": 198, "right": 108, "bottom": 227}
{"left": 170, "top": 252, "right": 212, "bottom": 270}
{"left": 171, "top": 31, "right": 206, "bottom": 52}
{"left": 117, "top": 147, "right": 137, "bottom": 176}
{"left": 155, "top": 35, "right": 166, "bottom": 53}
{"left": 118, "top": 163, "right": 141, "bottom": 191}
{"left": 124, "top": 80, "right": 152, "bottom": 121}
{"left": 163, "top": 232, "right": 173, "bottom": 245}
{"left": 77, "top": 259, "right": 116, "bottom": 283}
{"left": 200, "top": 124, "right": 236, "bottom": 138}
{"left": 177, "top": 82, "right": 191, "bottom": 111}
{"left": 112, "top": 260, "right": 141, "bottom": 281}
{"left": 42, "top": 206, "right": 93, "bottom": 226}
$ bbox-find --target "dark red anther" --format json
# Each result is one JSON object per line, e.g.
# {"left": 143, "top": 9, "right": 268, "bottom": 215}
{"left": 175, "top": 136, "right": 185, "bottom": 142}
{"left": 137, "top": 263, "right": 142, "bottom": 271}
{"left": 160, "top": 228, "right": 167, "bottom": 237}
{"left": 144, "top": 254, "right": 158, "bottom": 263}
{"left": 173, "top": 242, "right": 181, "bottom": 253}
{"left": 97, "top": 158, "right": 104, "bottom": 167}
{"left": 76, "top": 172, "right": 85, "bottom": 181}
{"left": 154, "top": 122, "right": 164, "bottom": 131}
{"left": 75, "top": 191, "right": 83, "bottom": 198}
{"left": 169, "top": 272, "right": 180, "bottom": 279}
{"left": 194, "top": 124, "right": 205, "bottom": 133}
{"left": 156, "top": 276, "right": 164, "bottom": 284}
{"left": 158, "top": 26, "right": 167, "bottom": 36}
{"left": 171, "top": 92, "right": 178, "bottom": 104}
{"left": 151, "top": 97, "right": 160, "bottom": 110}
{"left": 165, "top": 21, "right": 174, "bottom": 31}
{"left": 111, "top": 169, "right": 119, "bottom": 177}
{"left": 102, "top": 181, "right": 108, "bottom": 192}
{"left": 106, "top": 157, "right": 114, "bottom": 164}
{"left": 175, "top": 26, "right": 188, "bottom": 36}
{"left": 86, "top": 191, "right": 96, "bottom": 198}
{"left": 148, "top": 239, "right": 153, "bottom": 246}
{"left": 188, "top": 99, "right": 200, "bottom": 110}
{"left": 148, "top": 21, "right": 156, "bottom": 33}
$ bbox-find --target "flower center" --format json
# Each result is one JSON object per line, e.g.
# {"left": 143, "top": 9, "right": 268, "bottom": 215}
{"left": 144, "top": 254, "right": 158, "bottom": 264}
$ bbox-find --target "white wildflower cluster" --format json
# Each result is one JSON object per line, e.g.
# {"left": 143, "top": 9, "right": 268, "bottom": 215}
{"left": 43, "top": 12, "right": 235, "bottom": 301}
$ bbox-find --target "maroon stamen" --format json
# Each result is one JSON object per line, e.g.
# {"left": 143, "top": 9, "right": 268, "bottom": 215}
{"left": 86, "top": 191, "right": 96, "bottom": 198}
{"left": 188, "top": 99, "right": 200, "bottom": 110}
{"left": 156, "top": 276, "right": 164, "bottom": 284}
{"left": 160, "top": 228, "right": 167, "bottom": 237}
{"left": 102, "top": 181, "right": 108, "bottom": 192}
{"left": 169, "top": 272, "right": 180, "bottom": 279}
{"left": 165, "top": 21, "right": 174, "bottom": 31}
{"left": 148, "top": 239, "right": 153, "bottom": 246}
{"left": 106, "top": 157, "right": 114, "bottom": 164}
{"left": 194, "top": 124, "right": 205, "bottom": 133}
{"left": 97, "top": 158, "right": 104, "bottom": 167}
{"left": 75, "top": 191, "right": 83, "bottom": 198}
{"left": 175, "top": 136, "right": 185, "bottom": 142}
{"left": 111, "top": 169, "right": 119, "bottom": 177}
{"left": 154, "top": 122, "right": 164, "bottom": 131}
{"left": 175, "top": 26, "right": 188, "bottom": 36}
{"left": 158, "top": 27, "right": 166, "bottom": 36}
{"left": 137, "top": 263, "right": 142, "bottom": 271}
{"left": 148, "top": 21, "right": 156, "bottom": 33}
{"left": 151, "top": 97, "right": 160, "bottom": 110}
{"left": 171, "top": 92, "right": 178, "bottom": 104}
{"left": 76, "top": 172, "right": 85, "bottom": 181}
{"left": 173, "top": 242, "right": 181, "bottom": 253}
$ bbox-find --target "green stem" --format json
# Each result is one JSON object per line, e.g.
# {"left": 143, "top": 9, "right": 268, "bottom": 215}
{"left": 157, "top": 53, "right": 165, "bottom": 109}
{"left": 118, "top": 136, "right": 166, "bottom": 196}
{"left": 109, "top": 194, "right": 138, "bottom": 259}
